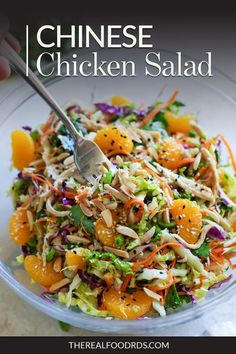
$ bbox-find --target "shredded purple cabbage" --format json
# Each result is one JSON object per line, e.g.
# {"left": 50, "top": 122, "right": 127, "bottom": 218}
{"left": 77, "top": 269, "right": 106, "bottom": 289}
{"left": 218, "top": 187, "right": 233, "bottom": 206}
{"left": 17, "top": 172, "right": 30, "bottom": 181}
{"left": 217, "top": 137, "right": 222, "bottom": 156}
{"left": 61, "top": 180, "right": 67, "bottom": 195}
{"left": 95, "top": 103, "right": 146, "bottom": 117}
{"left": 97, "top": 290, "right": 104, "bottom": 307}
{"left": 49, "top": 227, "right": 70, "bottom": 246}
{"left": 58, "top": 196, "right": 74, "bottom": 206}
{"left": 48, "top": 234, "right": 58, "bottom": 245}
{"left": 41, "top": 292, "right": 57, "bottom": 303}
{"left": 181, "top": 286, "right": 196, "bottom": 304}
{"left": 128, "top": 243, "right": 156, "bottom": 261}
{"left": 22, "top": 126, "right": 32, "bottom": 132}
{"left": 21, "top": 245, "right": 30, "bottom": 258}
{"left": 209, "top": 274, "right": 233, "bottom": 289}
{"left": 66, "top": 104, "right": 81, "bottom": 113}
{"left": 206, "top": 226, "right": 226, "bottom": 240}
{"left": 51, "top": 245, "right": 66, "bottom": 253}
{"left": 57, "top": 226, "right": 70, "bottom": 244}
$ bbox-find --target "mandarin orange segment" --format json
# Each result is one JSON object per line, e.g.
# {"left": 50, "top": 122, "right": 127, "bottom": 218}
{"left": 94, "top": 126, "right": 133, "bottom": 156}
{"left": 157, "top": 138, "right": 185, "bottom": 170}
{"left": 170, "top": 199, "right": 202, "bottom": 244}
{"left": 65, "top": 251, "right": 86, "bottom": 270}
{"left": 24, "top": 255, "right": 64, "bottom": 287}
{"left": 94, "top": 218, "right": 116, "bottom": 247}
{"left": 103, "top": 288, "right": 152, "bottom": 319}
{"left": 11, "top": 130, "right": 35, "bottom": 171}
{"left": 9, "top": 208, "right": 31, "bottom": 246}
{"left": 165, "top": 111, "right": 196, "bottom": 134}
{"left": 111, "top": 96, "right": 132, "bottom": 107}
{"left": 94, "top": 209, "right": 127, "bottom": 247}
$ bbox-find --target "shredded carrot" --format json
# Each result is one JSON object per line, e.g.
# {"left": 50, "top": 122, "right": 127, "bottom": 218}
{"left": 204, "top": 140, "right": 211, "bottom": 150}
{"left": 47, "top": 146, "right": 63, "bottom": 157}
{"left": 41, "top": 115, "right": 54, "bottom": 133}
{"left": 162, "top": 287, "right": 171, "bottom": 304}
{"left": 219, "top": 134, "right": 236, "bottom": 174}
{"left": 35, "top": 216, "right": 56, "bottom": 223}
{"left": 194, "top": 166, "right": 209, "bottom": 181}
{"left": 208, "top": 239, "right": 221, "bottom": 249}
{"left": 211, "top": 247, "right": 224, "bottom": 255}
{"left": 224, "top": 241, "right": 236, "bottom": 249}
{"left": 177, "top": 291, "right": 186, "bottom": 296}
{"left": 124, "top": 198, "right": 145, "bottom": 221}
{"left": 169, "top": 257, "right": 176, "bottom": 269}
{"left": 41, "top": 128, "right": 55, "bottom": 137}
{"left": 21, "top": 195, "right": 34, "bottom": 207}
{"left": 139, "top": 90, "right": 179, "bottom": 128}
{"left": 191, "top": 274, "right": 206, "bottom": 291}
{"left": 121, "top": 274, "right": 132, "bottom": 292}
{"left": 173, "top": 158, "right": 194, "bottom": 169}
{"left": 132, "top": 242, "right": 182, "bottom": 271}
{"left": 224, "top": 255, "right": 236, "bottom": 269}
{"left": 24, "top": 173, "right": 77, "bottom": 199}
{"left": 200, "top": 209, "right": 208, "bottom": 216}
{"left": 68, "top": 226, "right": 78, "bottom": 232}
{"left": 144, "top": 166, "right": 173, "bottom": 200}
{"left": 147, "top": 272, "right": 174, "bottom": 292}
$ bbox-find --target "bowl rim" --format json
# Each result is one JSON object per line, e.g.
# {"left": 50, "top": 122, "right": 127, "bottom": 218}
{"left": 1, "top": 49, "right": 236, "bottom": 333}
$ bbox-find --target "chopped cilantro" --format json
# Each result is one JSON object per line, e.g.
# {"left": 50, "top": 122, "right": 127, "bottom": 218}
{"left": 115, "top": 234, "right": 125, "bottom": 247}
{"left": 157, "top": 220, "right": 176, "bottom": 229}
{"left": 30, "top": 130, "right": 40, "bottom": 141}
{"left": 46, "top": 248, "right": 56, "bottom": 262}
{"left": 71, "top": 205, "right": 94, "bottom": 235}
{"left": 188, "top": 130, "right": 196, "bottom": 137}
{"left": 14, "top": 178, "right": 30, "bottom": 196}
{"left": 165, "top": 285, "right": 183, "bottom": 309}
{"left": 58, "top": 321, "right": 71, "bottom": 332}
{"left": 35, "top": 209, "right": 48, "bottom": 220}
{"left": 192, "top": 241, "right": 211, "bottom": 258}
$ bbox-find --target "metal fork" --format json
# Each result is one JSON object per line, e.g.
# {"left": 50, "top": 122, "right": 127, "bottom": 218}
{"left": 0, "top": 40, "right": 116, "bottom": 185}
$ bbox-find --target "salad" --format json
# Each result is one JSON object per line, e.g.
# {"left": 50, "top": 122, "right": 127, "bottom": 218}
{"left": 9, "top": 91, "right": 236, "bottom": 320}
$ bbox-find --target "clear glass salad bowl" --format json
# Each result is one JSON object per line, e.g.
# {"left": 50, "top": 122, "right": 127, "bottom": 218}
{"left": 0, "top": 49, "right": 236, "bottom": 334}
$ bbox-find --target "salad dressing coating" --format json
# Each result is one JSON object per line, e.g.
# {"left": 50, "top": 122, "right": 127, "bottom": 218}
{"left": 9, "top": 93, "right": 236, "bottom": 319}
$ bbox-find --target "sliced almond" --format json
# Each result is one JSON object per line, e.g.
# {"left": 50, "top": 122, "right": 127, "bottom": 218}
{"left": 49, "top": 278, "right": 71, "bottom": 292}
{"left": 144, "top": 287, "right": 162, "bottom": 301}
{"left": 105, "top": 201, "right": 118, "bottom": 210}
{"left": 26, "top": 210, "right": 34, "bottom": 232}
{"left": 103, "top": 246, "right": 130, "bottom": 259}
{"left": 53, "top": 257, "right": 62, "bottom": 273}
{"left": 92, "top": 198, "right": 106, "bottom": 211}
{"left": 80, "top": 203, "right": 93, "bottom": 217}
{"left": 67, "top": 235, "right": 91, "bottom": 245}
{"left": 101, "top": 209, "right": 113, "bottom": 227}
{"left": 116, "top": 225, "right": 139, "bottom": 239}
{"left": 104, "top": 184, "right": 129, "bottom": 203}
{"left": 140, "top": 226, "right": 156, "bottom": 244}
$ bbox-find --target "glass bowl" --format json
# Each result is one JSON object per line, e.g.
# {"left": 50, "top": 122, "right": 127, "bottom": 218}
{"left": 1, "top": 49, "right": 236, "bottom": 334}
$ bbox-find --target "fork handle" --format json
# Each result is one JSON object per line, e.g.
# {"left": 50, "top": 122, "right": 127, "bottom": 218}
{"left": 0, "top": 39, "right": 81, "bottom": 142}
